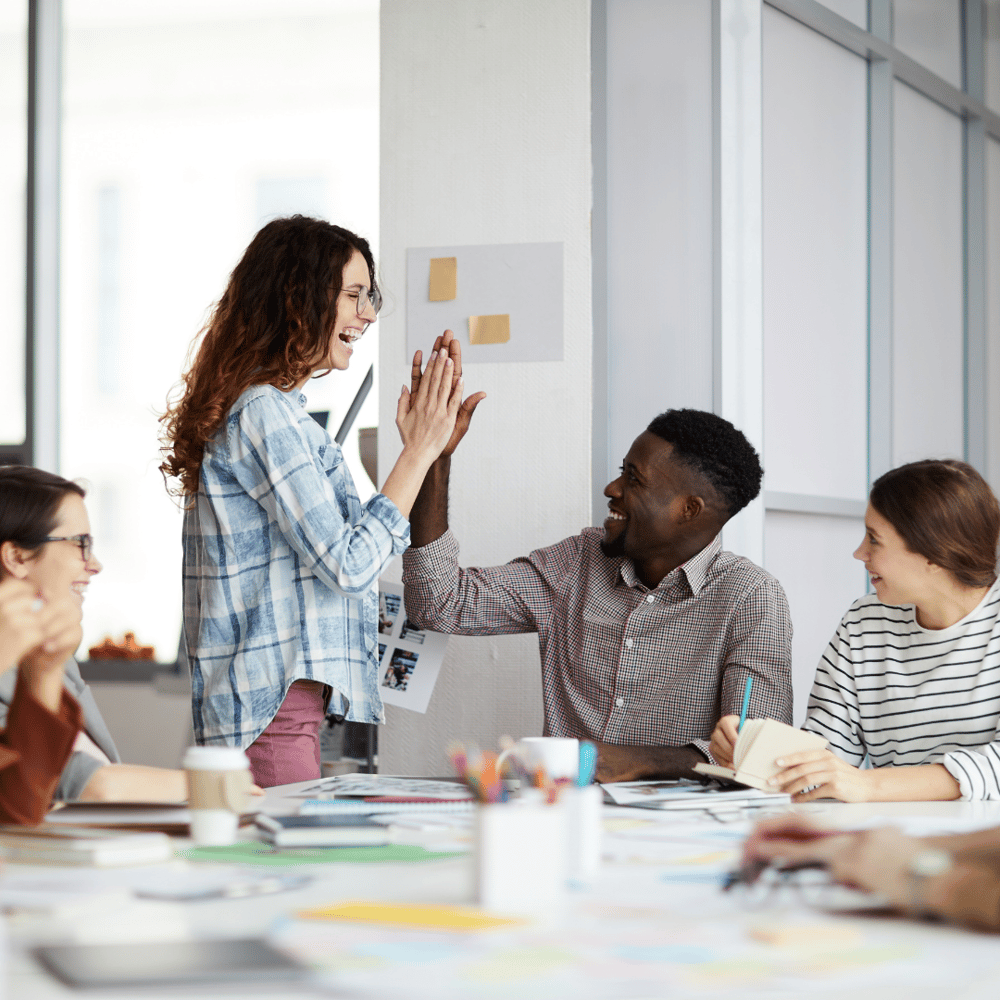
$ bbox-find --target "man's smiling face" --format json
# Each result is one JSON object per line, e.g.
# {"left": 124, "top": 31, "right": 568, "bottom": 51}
{"left": 600, "top": 432, "right": 699, "bottom": 569}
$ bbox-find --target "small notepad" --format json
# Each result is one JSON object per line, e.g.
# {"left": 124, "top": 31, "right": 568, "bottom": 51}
{"left": 694, "top": 719, "right": 827, "bottom": 790}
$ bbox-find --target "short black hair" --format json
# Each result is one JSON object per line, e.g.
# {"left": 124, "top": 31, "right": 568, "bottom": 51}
{"left": 645, "top": 409, "right": 762, "bottom": 517}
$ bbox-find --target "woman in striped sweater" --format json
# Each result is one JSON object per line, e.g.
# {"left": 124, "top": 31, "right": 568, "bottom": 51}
{"left": 712, "top": 458, "right": 1000, "bottom": 801}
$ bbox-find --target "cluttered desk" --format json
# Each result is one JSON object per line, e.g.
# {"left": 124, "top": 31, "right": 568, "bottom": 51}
{"left": 5, "top": 758, "right": 1000, "bottom": 999}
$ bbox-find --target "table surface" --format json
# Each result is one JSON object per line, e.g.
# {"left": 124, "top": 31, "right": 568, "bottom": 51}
{"left": 7, "top": 784, "right": 1000, "bottom": 1000}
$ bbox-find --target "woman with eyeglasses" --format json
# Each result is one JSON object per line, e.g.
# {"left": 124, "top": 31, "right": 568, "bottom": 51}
{"left": 160, "top": 216, "right": 476, "bottom": 786}
{"left": 0, "top": 465, "right": 188, "bottom": 804}
{"left": 711, "top": 458, "right": 1000, "bottom": 802}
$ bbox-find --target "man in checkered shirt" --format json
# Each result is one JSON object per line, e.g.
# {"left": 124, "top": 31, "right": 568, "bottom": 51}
{"left": 402, "top": 341, "right": 793, "bottom": 781}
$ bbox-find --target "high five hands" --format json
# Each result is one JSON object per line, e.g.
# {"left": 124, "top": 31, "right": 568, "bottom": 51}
{"left": 410, "top": 330, "right": 487, "bottom": 457}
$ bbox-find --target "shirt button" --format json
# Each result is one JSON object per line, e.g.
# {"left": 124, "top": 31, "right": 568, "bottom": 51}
{"left": 624, "top": 638, "right": 633, "bottom": 648}
{"left": 615, "top": 697, "right": 625, "bottom": 707}
{"left": 646, "top": 594, "right": 655, "bottom": 603}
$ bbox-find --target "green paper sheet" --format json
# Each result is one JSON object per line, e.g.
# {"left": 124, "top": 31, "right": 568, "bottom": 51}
{"left": 179, "top": 841, "right": 463, "bottom": 866}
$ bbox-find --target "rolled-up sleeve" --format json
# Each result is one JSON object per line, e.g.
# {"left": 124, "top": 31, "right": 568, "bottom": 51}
{"left": 943, "top": 739, "right": 1000, "bottom": 800}
{"left": 402, "top": 530, "right": 585, "bottom": 634}
{"left": 228, "top": 393, "right": 408, "bottom": 598}
{"left": 690, "top": 578, "right": 793, "bottom": 761}
{"left": 0, "top": 679, "right": 83, "bottom": 824}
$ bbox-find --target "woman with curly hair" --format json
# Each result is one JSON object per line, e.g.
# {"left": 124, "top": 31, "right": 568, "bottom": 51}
{"left": 161, "top": 216, "right": 471, "bottom": 786}
{"left": 711, "top": 458, "right": 1000, "bottom": 802}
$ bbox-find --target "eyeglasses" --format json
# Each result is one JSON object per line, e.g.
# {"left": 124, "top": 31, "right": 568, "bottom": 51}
{"left": 41, "top": 534, "right": 93, "bottom": 562}
{"left": 345, "top": 285, "right": 382, "bottom": 317}
{"left": 728, "top": 862, "right": 884, "bottom": 912}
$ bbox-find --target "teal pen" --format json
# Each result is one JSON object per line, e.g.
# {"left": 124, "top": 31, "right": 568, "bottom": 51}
{"left": 738, "top": 676, "right": 753, "bottom": 732}
{"left": 577, "top": 741, "right": 597, "bottom": 786}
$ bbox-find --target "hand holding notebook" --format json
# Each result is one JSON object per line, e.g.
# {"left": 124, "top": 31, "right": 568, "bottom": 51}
{"left": 694, "top": 719, "right": 827, "bottom": 791}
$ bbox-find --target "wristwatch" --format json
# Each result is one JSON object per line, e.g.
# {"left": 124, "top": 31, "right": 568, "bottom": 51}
{"left": 906, "top": 849, "right": 953, "bottom": 918}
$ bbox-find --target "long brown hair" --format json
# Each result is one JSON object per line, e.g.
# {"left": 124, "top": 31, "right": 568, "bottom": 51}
{"left": 159, "top": 216, "right": 377, "bottom": 497}
{"left": 870, "top": 459, "right": 999, "bottom": 589}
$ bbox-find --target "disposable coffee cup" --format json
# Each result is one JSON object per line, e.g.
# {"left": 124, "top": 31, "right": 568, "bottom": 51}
{"left": 183, "top": 746, "right": 252, "bottom": 846}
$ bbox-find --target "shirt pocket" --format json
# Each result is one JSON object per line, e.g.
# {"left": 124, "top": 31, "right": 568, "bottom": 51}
{"left": 578, "top": 606, "right": 626, "bottom": 694}
{"left": 320, "top": 448, "right": 352, "bottom": 521}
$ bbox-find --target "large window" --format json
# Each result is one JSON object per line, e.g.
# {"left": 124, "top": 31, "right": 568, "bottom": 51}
{"left": 59, "top": 0, "right": 380, "bottom": 660}
{"left": 0, "top": 3, "right": 27, "bottom": 450}
{"left": 596, "top": 0, "right": 1000, "bottom": 722}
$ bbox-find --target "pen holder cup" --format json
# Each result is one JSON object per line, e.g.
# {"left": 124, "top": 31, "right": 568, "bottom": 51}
{"left": 474, "top": 800, "right": 566, "bottom": 917}
{"left": 564, "top": 784, "right": 603, "bottom": 881}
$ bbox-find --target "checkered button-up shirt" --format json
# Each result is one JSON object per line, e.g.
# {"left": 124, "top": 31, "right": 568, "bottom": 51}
{"left": 184, "top": 385, "right": 409, "bottom": 748}
{"left": 401, "top": 529, "right": 792, "bottom": 752}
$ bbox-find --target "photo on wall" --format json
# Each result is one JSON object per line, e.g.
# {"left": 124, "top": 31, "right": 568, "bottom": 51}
{"left": 399, "top": 619, "right": 426, "bottom": 645}
{"left": 379, "top": 591, "right": 401, "bottom": 635}
{"left": 382, "top": 649, "right": 419, "bottom": 692}
{"left": 376, "top": 582, "right": 449, "bottom": 714}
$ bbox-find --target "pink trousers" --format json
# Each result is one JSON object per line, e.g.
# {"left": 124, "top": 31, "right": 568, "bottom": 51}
{"left": 245, "top": 680, "right": 327, "bottom": 788}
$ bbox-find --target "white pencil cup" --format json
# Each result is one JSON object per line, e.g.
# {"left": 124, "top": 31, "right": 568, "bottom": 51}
{"left": 564, "top": 784, "right": 603, "bottom": 881}
{"left": 474, "top": 798, "right": 566, "bottom": 917}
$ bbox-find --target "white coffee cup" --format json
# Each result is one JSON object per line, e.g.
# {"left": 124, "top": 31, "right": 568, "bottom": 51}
{"left": 183, "top": 746, "right": 252, "bottom": 846}
{"left": 498, "top": 736, "right": 580, "bottom": 783}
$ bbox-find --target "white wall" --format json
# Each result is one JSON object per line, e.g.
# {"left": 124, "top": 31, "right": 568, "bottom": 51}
{"left": 377, "top": 1, "right": 593, "bottom": 776}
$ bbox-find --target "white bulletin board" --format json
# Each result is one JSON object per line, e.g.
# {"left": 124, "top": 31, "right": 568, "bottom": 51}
{"left": 405, "top": 243, "right": 563, "bottom": 364}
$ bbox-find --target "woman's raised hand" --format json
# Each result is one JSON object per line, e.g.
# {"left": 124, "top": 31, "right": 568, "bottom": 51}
{"left": 396, "top": 346, "right": 462, "bottom": 462}
{"left": 0, "top": 580, "right": 47, "bottom": 673}
{"left": 409, "top": 330, "right": 487, "bottom": 458}
{"left": 0, "top": 582, "right": 82, "bottom": 713}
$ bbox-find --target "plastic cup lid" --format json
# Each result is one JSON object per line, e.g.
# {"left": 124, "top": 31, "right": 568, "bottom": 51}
{"left": 183, "top": 745, "right": 250, "bottom": 770}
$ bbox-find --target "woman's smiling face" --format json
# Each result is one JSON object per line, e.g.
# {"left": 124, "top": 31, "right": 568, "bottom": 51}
{"left": 5, "top": 494, "right": 102, "bottom": 605}
{"left": 322, "top": 251, "right": 377, "bottom": 372}
{"left": 853, "top": 504, "right": 932, "bottom": 606}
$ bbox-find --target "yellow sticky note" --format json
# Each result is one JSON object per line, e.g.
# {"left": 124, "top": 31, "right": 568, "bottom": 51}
{"left": 429, "top": 257, "right": 457, "bottom": 301}
{"left": 299, "top": 899, "right": 524, "bottom": 932}
{"left": 469, "top": 314, "right": 510, "bottom": 345}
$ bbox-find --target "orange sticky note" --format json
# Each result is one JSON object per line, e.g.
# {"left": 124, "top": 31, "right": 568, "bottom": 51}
{"left": 429, "top": 257, "right": 457, "bottom": 301}
{"left": 468, "top": 314, "right": 510, "bottom": 345}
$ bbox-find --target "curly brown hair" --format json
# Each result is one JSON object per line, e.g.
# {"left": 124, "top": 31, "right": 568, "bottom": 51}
{"left": 159, "top": 216, "right": 377, "bottom": 497}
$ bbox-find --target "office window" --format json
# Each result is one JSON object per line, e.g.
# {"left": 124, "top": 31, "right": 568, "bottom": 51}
{"left": 762, "top": 6, "right": 868, "bottom": 501}
{"left": 764, "top": 512, "right": 866, "bottom": 725}
{"left": 892, "top": 80, "right": 964, "bottom": 467}
{"left": 988, "top": 137, "right": 1000, "bottom": 489}
{"left": 0, "top": 4, "right": 27, "bottom": 446}
{"left": 892, "top": 0, "right": 962, "bottom": 90}
{"left": 95, "top": 185, "right": 121, "bottom": 397}
{"left": 816, "top": 0, "right": 867, "bottom": 30}
{"left": 988, "top": 0, "right": 1000, "bottom": 115}
{"left": 61, "top": 0, "right": 380, "bottom": 660}
{"left": 604, "top": 0, "right": 714, "bottom": 467}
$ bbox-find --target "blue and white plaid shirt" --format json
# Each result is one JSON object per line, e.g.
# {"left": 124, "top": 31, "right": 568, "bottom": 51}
{"left": 183, "top": 384, "right": 409, "bottom": 748}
